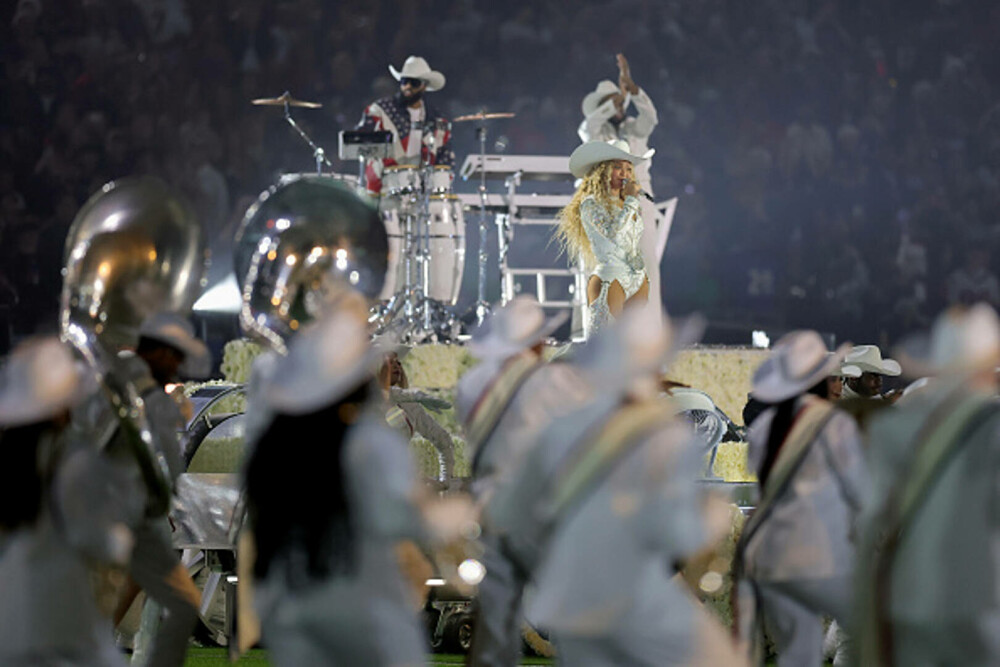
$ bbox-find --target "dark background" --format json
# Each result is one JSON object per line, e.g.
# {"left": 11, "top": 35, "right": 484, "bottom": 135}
{"left": 2, "top": 0, "right": 999, "bottom": 357}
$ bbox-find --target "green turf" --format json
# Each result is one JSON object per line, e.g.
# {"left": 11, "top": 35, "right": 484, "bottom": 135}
{"left": 184, "top": 648, "right": 553, "bottom": 666}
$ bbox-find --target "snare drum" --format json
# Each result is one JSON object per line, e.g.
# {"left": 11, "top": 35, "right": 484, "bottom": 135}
{"left": 428, "top": 165, "right": 455, "bottom": 195}
{"left": 382, "top": 165, "right": 421, "bottom": 196}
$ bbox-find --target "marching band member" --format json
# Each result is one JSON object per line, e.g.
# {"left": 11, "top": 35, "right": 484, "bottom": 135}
{"left": 246, "top": 310, "right": 463, "bottom": 666}
{"left": 556, "top": 139, "right": 653, "bottom": 337}
{"left": 854, "top": 304, "right": 1000, "bottom": 666}
{"left": 734, "top": 331, "right": 868, "bottom": 667}
{"left": 490, "top": 308, "right": 744, "bottom": 666}
{"left": 456, "top": 296, "right": 591, "bottom": 666}
{"left": 357, "top": 55, "right": 454, "bottom": 196}
{"left": 0, "top": 338, "right": 130, "bottom": 666}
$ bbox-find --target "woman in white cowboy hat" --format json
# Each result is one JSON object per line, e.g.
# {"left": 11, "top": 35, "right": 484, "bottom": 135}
{"left": 733, "top": 331, "right": 868, "bottom": 667}
{"left": 244, "top": 310, "right": 430, "bottom": 665}
{"left": 555, "top": 139, "right": 655, "bottom": 337}
{"left": 853, "top": 304, "right": 1000, "bottom": 666}
{"left": 0, "top": 337, "right": 132, "bottom": 666}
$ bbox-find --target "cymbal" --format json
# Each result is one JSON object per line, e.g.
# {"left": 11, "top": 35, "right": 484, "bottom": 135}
{"left": 453, "top": 111, "right": 516, "bottom": 123}
{"left": 251, "top": 92, "right": 322, "bottom": 109}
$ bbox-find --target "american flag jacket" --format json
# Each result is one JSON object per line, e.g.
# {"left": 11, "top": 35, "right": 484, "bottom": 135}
{"left": 357, "top": 95, "right": 454, "bottom": 195}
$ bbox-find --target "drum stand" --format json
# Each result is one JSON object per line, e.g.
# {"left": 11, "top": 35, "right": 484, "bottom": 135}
{"left": 278, "top": 92, "right": 334, "bottom": 175}
{"left": 472, "top": 123, "right": 491, "bottom": 326}
{"left": 370, "top": 121, "right": 460, "bottom": 343}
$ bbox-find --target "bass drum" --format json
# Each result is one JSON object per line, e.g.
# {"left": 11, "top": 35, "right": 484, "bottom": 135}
{"left": 378, "top": 195, "right": 465, "bottom": 305}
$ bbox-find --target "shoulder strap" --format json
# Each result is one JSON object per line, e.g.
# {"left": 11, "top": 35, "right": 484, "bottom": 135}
{"left": 466, "top": 355, "right": 543, "bottom": 475}
{"left": 550, "top": 399, "right": 673, "bottom": 519}
{"left": 740, "top": 399, "right": 837, "bottom": 544}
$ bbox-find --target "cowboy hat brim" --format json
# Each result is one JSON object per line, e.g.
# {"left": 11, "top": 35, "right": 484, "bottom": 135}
{"left": 388, "top": 64, "right": 446, "bottom": 92}
{"left": 569, "top": 140, "right": 654, "bottom": 178}
{"left": 469, "top": 310, "right": 569, "bottom": 361}
{"left": 751, "top": 342, "right": 852, "bottom": 404}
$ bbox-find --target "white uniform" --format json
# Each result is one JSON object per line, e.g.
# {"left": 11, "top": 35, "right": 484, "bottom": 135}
{"left": 579, "top": 87, "right": 661, "bottom": 322}
{"left": 255, "top": 410, "right": 426, "bottom": 666}
{"left": 458, "top": 359, "right": 593, "bottom": 666}
{"left": 856, "top": 382, "right": 1000, "bottom": 666}
{"left": 740, "top": 395, "right": 867, "bottom": 667}
{"left": 492, "top": 397, "right": 744, "bottom": 666}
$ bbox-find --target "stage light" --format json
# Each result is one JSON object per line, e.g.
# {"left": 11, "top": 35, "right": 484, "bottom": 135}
{"left": 193, "top": 273, "right": 241, "bottom": 314}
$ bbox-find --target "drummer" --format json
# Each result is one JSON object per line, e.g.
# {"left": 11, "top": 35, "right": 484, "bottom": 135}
{"left": 357, "top": 55, "right": 455, "bottom": 196}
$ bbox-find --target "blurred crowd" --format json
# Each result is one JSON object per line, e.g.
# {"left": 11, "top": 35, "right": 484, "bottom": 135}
{"left": 3, "top": 0, "right": 1000, "bottom": 352}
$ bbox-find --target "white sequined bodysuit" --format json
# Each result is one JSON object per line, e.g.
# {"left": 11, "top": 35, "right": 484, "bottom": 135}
{"left": 580, "top": 194, "right": 646, "bottom": 336}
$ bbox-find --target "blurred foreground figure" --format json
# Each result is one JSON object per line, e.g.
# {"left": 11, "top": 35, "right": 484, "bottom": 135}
{"left": 456, "top": 296, "right": 589, "bottom": 666}
{"left": 734, "top": 332, "right": 868, "bottom": 667}
{"left": 854, "top": 304, "right": 1000, "bottom": 666}
{"left": 124, "top": 312, "right": 211, "bottom": 665}
{"left": 245, "top": 312, "right": 428, "bottom": 666}
{"left": 490, "top": 309, "right": 745, "bottom": 666}
{"left": 0, "top": 338, "right": 129, "bottom": 666}
{"left": 59, "top": 177, "right": 208, "bottom": 667}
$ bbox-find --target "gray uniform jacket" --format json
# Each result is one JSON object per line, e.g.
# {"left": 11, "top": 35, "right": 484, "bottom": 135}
{"left": 457, "top": 358, "right": 593, "bottom": 502}
{"left": 0, "top": 437, "right": 132, "bottom": 666}
{"left": 859, "top": 383, "right": 1000, "bottom": 664}
{"left": 743, "top": 396, "right": 867, "bottom": 582}
{"left": 255, "top": 409, "right": 427, "bottom": 666}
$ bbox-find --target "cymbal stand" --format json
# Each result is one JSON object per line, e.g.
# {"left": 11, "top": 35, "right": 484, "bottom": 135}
{"left": 280, "top": 92, "right": 334, "bottom": 175}
{"left": 473, "top": 121, "right": 491, "bottom": 325}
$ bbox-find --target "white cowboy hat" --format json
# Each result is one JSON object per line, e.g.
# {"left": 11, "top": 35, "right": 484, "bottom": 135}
{"left": 264, "top": 310, "right": 377, "bottom": 415}
{"left": 751, "top": 331, "right": 852, "bottom": 403}
{"left": 0, "top": 337, "right": 93, "bottom": 427}
{"left": 574, "top": 307, "right": 705, "bottom": 399}
{"left": 389, "top": 55, "right": 446, "bottom": 92}
{"left": 581, "top": 80, "right": 621, "bottom": 116}
{"left": 843, "top": 345, "right": 901, "bottom": 377}
{"left": 139, "top": 312, "right": 211, "bottom": 379}
{"left": 469, "top": 296, "right": 569, "bottom": 361}
{"left": 837, "top": 361, "right": 862, "bottom": 378}
{"left": 894, "top": 303, "right": 1000, "bottom": 378}
{"left": 568, "top": 139, "right": 655, "bottom": 179}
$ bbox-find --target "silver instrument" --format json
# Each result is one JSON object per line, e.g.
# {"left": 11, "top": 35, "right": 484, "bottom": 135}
{"left": 60, "top": 176, "right": 207, "bottom": 514}
{"left": 234, "top": 174, "right": 387, "bottom": 354}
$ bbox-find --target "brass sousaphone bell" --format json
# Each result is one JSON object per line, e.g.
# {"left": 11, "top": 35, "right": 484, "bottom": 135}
{"left": 234, "top": 174, "right": 388, "bottom": 354}
{"left": 60, "top": 176, "right": 208, "bottom": 514}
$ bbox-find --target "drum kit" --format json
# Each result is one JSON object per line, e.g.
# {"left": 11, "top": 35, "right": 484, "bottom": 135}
{"left": 251, "top": 91, "right": 515, "bottom": 342}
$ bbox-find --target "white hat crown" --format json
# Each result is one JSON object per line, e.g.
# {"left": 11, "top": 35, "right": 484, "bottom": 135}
{"left": 389, "top": 55, "right": 446, "bottom": 91}
{"left": 931, "top": 303, "right": 1000, "bottom": 369}
{"left": 0, "top": 337, "right": 88, "bottom": 427}
{"left": 844, "top": 345, "right": 901, "bottom": 376}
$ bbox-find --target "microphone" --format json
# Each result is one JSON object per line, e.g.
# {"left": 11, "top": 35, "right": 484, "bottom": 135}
{"left": 621, "top": 178, "right": 655, "bottom": 202}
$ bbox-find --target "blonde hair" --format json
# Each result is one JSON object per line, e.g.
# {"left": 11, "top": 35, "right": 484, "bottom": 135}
{"left": 554, "top": 161, "right": 620, "bottom": 267}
